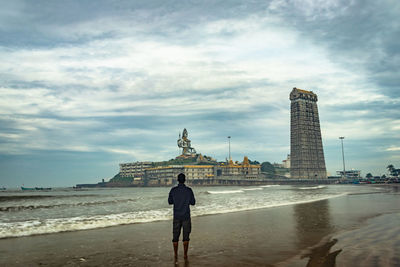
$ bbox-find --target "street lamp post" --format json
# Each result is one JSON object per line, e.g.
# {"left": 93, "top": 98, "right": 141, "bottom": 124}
{"left": 339, "top": 137, "right": 346, "bottom": 178}
{"left": 228, "top": 136, "right": 231, "bottom": 160}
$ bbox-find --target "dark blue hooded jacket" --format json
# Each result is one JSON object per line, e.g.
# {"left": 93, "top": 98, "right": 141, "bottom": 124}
{"left": 168, "top": 183, "right": 195, "bottom": 220}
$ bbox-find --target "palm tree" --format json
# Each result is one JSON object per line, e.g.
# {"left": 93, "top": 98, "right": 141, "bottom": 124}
{"left": 387, "top": 164, "right": 395, "bottom": 176}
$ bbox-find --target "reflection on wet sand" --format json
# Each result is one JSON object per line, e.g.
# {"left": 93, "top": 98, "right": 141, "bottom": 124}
{"left": 301, "top": 238, "right": 342, "bottom": 267}
{"left": 293, "top": 200, "right": 334, "bottom": 250}
{"left": 292, "top": 200, "right": 343, "bottom": 266}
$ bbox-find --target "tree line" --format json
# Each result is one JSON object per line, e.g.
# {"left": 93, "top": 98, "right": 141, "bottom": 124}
{"left": 366, "top": 164, "right": 399, "bottom": 178}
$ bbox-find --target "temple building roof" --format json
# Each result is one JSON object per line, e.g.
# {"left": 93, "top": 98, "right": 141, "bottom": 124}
{"left": 292, "top": 87, "right": 315, "bottom": 95}
{"left": 290, "top": 87, "right": 318, "bottom": 101}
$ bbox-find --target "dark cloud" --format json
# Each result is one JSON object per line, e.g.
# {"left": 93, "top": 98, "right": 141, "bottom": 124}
{"left": 323, "top": 101, "right": 400, "bottom": 121}
{"left": 1, "top": 0, "right": 399, "bottom": 185}
{"left": 268, "top": 0, "right": 400, "bottom": 97}
{"left": 0, "top": 0, "right": 271, "bottom": 47}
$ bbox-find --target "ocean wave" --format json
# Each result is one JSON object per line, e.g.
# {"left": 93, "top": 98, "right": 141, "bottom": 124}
{"left": 0, "top": 192, "right": 349, "bottom": 239}
{"left": 0, "top": 199, "right": 138, "bottom": 212}
{"left": 193, "top": 193, "right": 349, "bottom": 217}
{"left": 298, "top": 185, "right": 326, "bottom": 190}
{"left": 206, "top": 190, "right": 244, "bottom": 194}
{"left": 242, "top": 188, "right": 263, "bottom": 191}
{"left": 0, "top": 209, "right": 171, "bottom": 239}
{"left": 260, "top": 185, "right": 280, "bottom": 188}
{"left": 347, "top": 191, "right": 387, "bottom": 196}
{"left": 0, "top": 194, "right": 98, "bottom": 201}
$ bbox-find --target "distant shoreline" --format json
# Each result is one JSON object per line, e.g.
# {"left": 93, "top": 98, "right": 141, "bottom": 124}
{"left": 76, "top": 178, "right": 400, "bottom": 188}
{"left": 76, "top": 178, "right": 340, "bottom": 188}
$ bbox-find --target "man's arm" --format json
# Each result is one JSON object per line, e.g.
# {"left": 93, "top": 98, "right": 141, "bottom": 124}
{"left": 189, "top": 189, "right": 195, "bottom": 205}
{"left": 168, "top": 189, "right": 174, "bottom": 205}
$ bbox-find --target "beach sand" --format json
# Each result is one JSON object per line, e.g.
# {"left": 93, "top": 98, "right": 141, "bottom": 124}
{"left": 1, "top": 185, "right": 399, "bottom": 266}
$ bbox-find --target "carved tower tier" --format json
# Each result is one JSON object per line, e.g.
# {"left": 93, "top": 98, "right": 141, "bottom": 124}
{"left": 290, "top": 87, "right": 327, "bottom": 179}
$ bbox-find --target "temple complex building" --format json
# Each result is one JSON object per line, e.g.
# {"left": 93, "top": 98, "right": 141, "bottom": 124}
{"left": 119, "top": 161, "right": 153, "bottom": 178}
{"left": 282, "top": 154, "right": 291, "bottom": 169}
{"left": 184, "top": 165, "right": 215, "bottom": 180}
{"left": 117, "top": 128, "right": 260, "bottom": 186}
{"left": 145, "top": 156, "right": 260, "bottom": 185}
{"left": 219, "top": 156, "right": 260, "bottom": 178}
{"left": 290, "top": 88, "right": 327, "bottom": 179}
{"left": 144, "top": 165, "right": 183, "bottom": 186}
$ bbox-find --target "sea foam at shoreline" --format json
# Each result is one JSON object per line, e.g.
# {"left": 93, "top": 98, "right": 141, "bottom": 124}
{"left": 0, "top": 185, "right": 386, "bottom": 238}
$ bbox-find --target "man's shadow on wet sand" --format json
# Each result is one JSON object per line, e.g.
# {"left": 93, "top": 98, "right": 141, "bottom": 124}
{"left": 301, "top": 238, "right": 342, "bottom": 267}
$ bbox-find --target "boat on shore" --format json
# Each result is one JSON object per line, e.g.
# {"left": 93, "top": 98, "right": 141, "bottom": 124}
{"left": 35, "top": 187, "right": 52, "bottom": 190}
{"left": 21, "top": 186, "right": 35, "bottom": 190}
{"left": 21, "top": 187, "right": 52, "bottom": 191}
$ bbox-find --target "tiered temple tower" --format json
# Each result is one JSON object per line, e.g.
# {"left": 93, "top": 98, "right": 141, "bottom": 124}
{"left": 290, "top": 87, "right": 327, "bottom": 179}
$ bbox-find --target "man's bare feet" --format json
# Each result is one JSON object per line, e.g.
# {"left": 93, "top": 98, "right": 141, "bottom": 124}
{"left": 173, "top": 242, "right": 179, "bottom": 263}
{"left": 183, "top": 241, "right": 189, "bottom": 259}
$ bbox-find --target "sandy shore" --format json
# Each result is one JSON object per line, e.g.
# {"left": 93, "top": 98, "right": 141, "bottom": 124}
{"left": 278, "top": 212, "right": 400, "bottom": 267}
{"left": 1, "top": 185, "right": 399, "bottom": 266}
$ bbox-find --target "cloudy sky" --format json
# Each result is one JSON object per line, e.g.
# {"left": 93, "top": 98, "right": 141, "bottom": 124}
{"left": 1, "top": 0, "right": 399, "bottom": 187}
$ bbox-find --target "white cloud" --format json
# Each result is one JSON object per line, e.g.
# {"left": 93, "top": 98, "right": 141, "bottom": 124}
{"left": 386, "top": 146, "right": 400, "bottom": 152}
{"left": 0, "top": 3, "right": 398, "bottom": 182}
{"left": 321, "top": 118, "right": 396, "bottom": 140}
{"left": 269, "top": 0, "right": 353, "bottom": 20}
{"left": 1, "top": 13, "right": 379, "bottom": 122}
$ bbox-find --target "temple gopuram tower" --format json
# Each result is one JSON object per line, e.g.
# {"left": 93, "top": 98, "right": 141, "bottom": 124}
{"left": 290, "top": 87, "right": 327, "bottom": 179}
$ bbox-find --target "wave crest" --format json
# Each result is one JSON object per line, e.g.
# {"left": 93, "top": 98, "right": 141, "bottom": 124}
{"left": 0, "top": 192, "right": 349, "bottom": 239}
{"left": 298, "top": 185, "right": 326, "bottom": 190}
{"left": 0, "top": 209, "right": 171, "bottom": 239}
{"left": 242, "top": 188, "right": 263, "bottom": 191}
{"left": 0, "top": 194, "right": 98, "bottom": 201}
{"left": 0, "top": 199, "right": 137, "bottom": 212}
{"left": 206, "top": 190, "right": 244, "bottom": 194}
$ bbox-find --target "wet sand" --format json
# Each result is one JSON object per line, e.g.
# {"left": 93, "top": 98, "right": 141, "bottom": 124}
{"left": 1, "top": 185, "right": 399, "bottom": 266}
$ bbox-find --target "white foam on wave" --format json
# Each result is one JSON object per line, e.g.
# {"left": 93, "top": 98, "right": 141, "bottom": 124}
{"left": 0, "top": 191, "right": 349, "bottom": 239}
{"left": 260, "top": 185, "right": 281, "bottom": 188}
{"left": 0, "top": 208, "right": 171, "bottom": 239}
{"left": 192, "top": 192, "right": 349, "bottom": 218}
{"left": 206, "top": 190, "right": 244, "bottom": 194}
{"left": 298, "top": 185, "right": 326, "bottom": 190}
{"left": 242, "top": 188, "right": 263, "bottom": 191}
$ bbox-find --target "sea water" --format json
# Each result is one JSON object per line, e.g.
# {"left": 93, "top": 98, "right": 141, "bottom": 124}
{"left": 0, "top": 185, "right": 386, "bottom": 239}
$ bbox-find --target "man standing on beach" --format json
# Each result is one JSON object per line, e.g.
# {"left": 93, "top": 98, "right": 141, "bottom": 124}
{"left": 168, "top": 173, "right": 196, "bottom": 261}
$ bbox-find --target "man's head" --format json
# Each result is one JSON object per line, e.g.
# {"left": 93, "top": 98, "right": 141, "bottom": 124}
{"left": 178, "top": 173, "right": 186, "bottom": 184}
